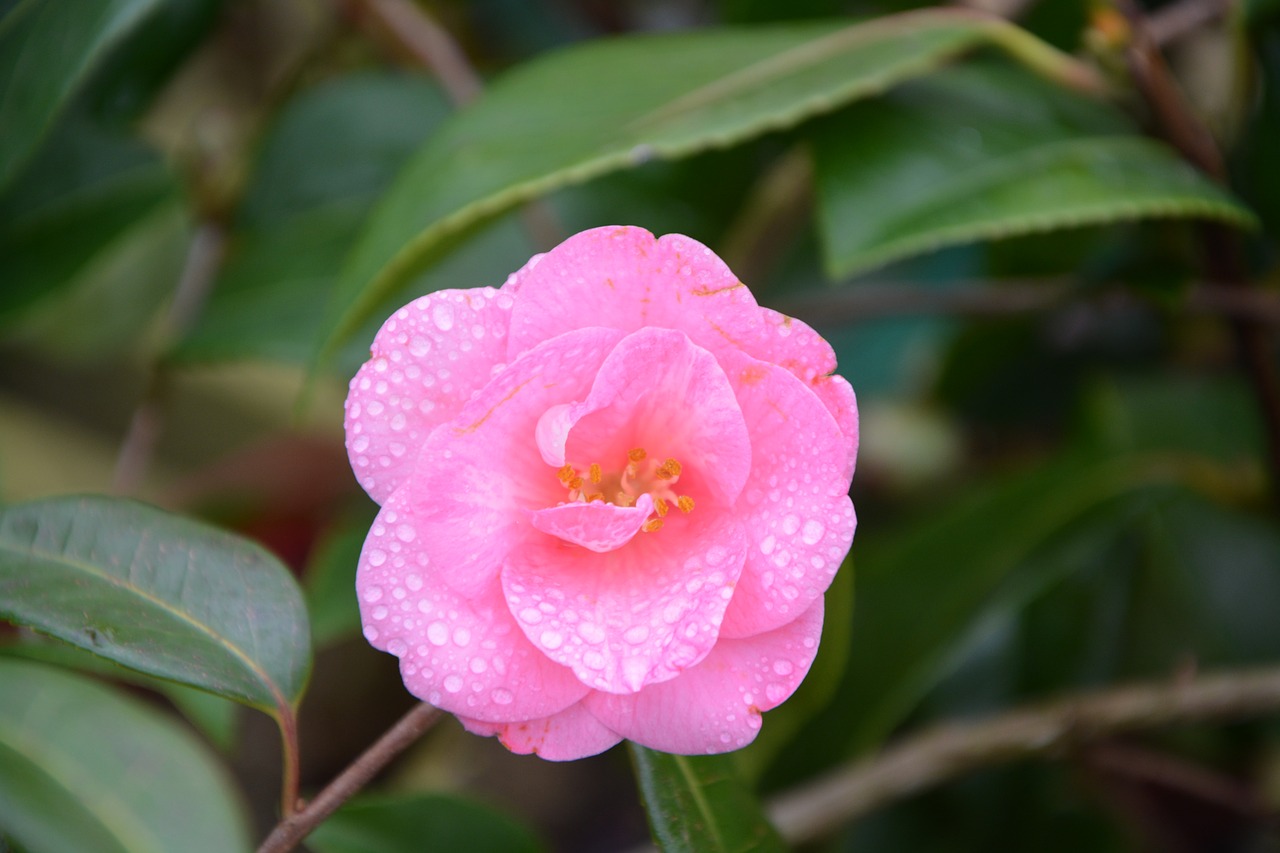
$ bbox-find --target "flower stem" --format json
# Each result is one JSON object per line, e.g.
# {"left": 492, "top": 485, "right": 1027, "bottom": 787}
{"left": 257, "top": 703, "right": 443, "bottom": 853}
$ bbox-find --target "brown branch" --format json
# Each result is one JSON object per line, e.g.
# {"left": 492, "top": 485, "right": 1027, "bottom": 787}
{"left": 766, "top": 666, "right": 1280, "bottom": 846}
{"left": 257, "top": 702, "right": 444, "bottom": 853}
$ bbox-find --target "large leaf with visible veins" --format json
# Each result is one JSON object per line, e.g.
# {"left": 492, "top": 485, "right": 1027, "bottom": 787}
{"left": 0, "top": 495, "right": 311, "bottom": 716}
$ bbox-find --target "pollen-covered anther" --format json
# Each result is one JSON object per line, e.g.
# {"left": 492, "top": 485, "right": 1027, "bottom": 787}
{"left": 654, "top": 498, "right": 669, "bottom": 518}
{"left": 642, "top": 518, "right": 664, "bottom": 533}
{"left": 677, "top": 495, "right": 695, "bottom": 513}
{"left": 628, "top": 447, "right": 647, "bottom": 462}
{"left": 569, "top": 476, "right": 584, "bottom": 490}
{"left": 586, "top": 492, "right": 605, "bottom": 502}
{"left": 557, "top": 464, "right": 577, "bottom": 485}
{"left": 655, "top": 458, "right": 682, "bottom": 480}
{"left": 588, "top": 463, "right": 602, "bottom": 484}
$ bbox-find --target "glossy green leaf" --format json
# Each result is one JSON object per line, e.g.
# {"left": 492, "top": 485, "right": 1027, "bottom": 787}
{"left": 0, "top": 0, "right": 163, "bottom": 189}
{"left": 0, "top": 659, "right": 250, "bottom": 853}
{"left": 307, "top": 793, "right": 546, "bottom": 853}
{"left": 0, "top": 111, "right": 182, "bottom": 338}
{"left": 319, "top": 9, "right": 1080, "bottom": 359}
{"left": 812, "top": 62, "right": 1256, "bottom": 278}
{"left": 0, "top": 495, "right": 311, "bottom": 716}
{"left": 0, "top": 637, "right": 239, "bottom": 751}
{"left": 629, "top": 745, "right": 785, "bottom": 853}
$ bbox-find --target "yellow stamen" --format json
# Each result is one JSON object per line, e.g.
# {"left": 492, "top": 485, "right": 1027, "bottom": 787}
{"left": 677, "top": 495, "right": 695, "bottom": 513}
{"left": 586, "top": 492, "right": 605, "bottom": 502}
{"left": 642, "top": 518, "right": 664, "bottom": 533}
{"left": 588, "top": 463, "right": 602, "bottom": 484}
{"left": 656, "top": 458, "right": 682, "bottom": 480}
{"left": 557, "top": 464, "right": 576, "bottom": 485}
{"left": 569, "top": 476, "right": 584, "bottom": 490}
{"left": 654, "top": 497, "right": 669, "bottom": 517}
{"left": 628, "top": 447, "right": 647, "bottom": 462}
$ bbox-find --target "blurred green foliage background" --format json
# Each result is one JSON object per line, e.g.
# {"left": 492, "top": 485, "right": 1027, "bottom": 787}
{"left": 4, "top": 0, "right": 1280, "bottom": 850}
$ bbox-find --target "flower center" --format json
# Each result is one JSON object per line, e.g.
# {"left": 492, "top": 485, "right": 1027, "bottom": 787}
{"left": 556, "top": 447, "right": 695, "bottom": 533}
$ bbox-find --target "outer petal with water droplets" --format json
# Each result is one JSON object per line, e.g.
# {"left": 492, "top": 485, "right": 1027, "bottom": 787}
{"left": 345, "top": 288, "right": 515, "bottom": 504}
{"left": 503, "top": 511, "right": 748, "bottom": 695}
{"left": 530, "top": 494, "right": 655, "bottom": 553}
{"left": 358, "top": 541, "right": 588, "bottom": 723}
{"left": 395, "top": 326, "right": 624, "bottom": 599}
{"left": 585, "top": 600, "right": 823, "bottom": 754}
{"left": 507, "top": 227, "right": 838, "bottom": 390}
{"left": 718, "top": 349, "right": 855, "bottom": 639}
{"left": 459, "top": 701, "right": 621, "bottom": 761}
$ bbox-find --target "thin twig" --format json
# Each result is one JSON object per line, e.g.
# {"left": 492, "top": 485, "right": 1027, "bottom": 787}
{"left": 1115, "top": 0, "right": 1280, "bottom": 500}
{"left": 766, "top": 666, "right": 1280, "bottom": 846}
{"left": 1148, "top": 0, "right": 1232, "bottom": 48}
{"left": 342, "top": 0, "right": 561, "bottom": 251}
{"left": 1082, "top": 741, "right": 1267, "bottom": 817}
{"left": 110, "top": 221, "right": 227, "bottom": 495}
{"left": 257, "top": 703, "right": 444, "bottom": 853}
{"left": 346, "top": 0, "right": 482, "bottom": 105}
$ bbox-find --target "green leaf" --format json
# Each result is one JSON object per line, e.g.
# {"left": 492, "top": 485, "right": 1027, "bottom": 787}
{"left": 0, "top": 111, "right": 182, "bottom": 337}
{"left": 0, "top": 637, "right": 239, "bottom": 751}
{"left": 304, "top": 511, "right": 374, "bottom": 649}
{"left": 811, "top": 61, "right": 1256, "bottom": 278}
{"left": 319, "top": 9, "right": 1081, "bottom": 361}
{"left": 307, "top": 793, "right": 546, "bottom": 853}
{"left": 174, "top": 72, "right": 533, "bottom": 369}
{"left": 0, "top": 658, "right": 250, "bottom": 853}
{"left": 0, "top": 0, "right": 164, "bottom": 189}
{"left": 0, "top": 494, "right": 311, "bottom": 716}
{"left": 629, "top": 745, "right": 786, "bottom": 853}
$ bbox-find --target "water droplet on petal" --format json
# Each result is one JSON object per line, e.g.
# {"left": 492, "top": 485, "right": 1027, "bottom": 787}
{"left": 427, "top": 622, "right": 448, "bottom": 646}
{"left": 443, "top": 674, "right": 463, "bottom": 693}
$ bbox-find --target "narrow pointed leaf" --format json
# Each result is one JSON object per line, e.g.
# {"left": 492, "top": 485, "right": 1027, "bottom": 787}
{"left": 319, "top": 9, "right": 1084, "bottom": 360}
{"left": 0, "top": 659, "right": 251, "bottom": 853}
{"left": 0, "top": 495, "right": 311, "bottom": 716}
{"left": 0, "top": 0, "right": 162, "bottom": 189}
{"left": 629, "top": 745, "right": 785, "bottom": 853}
{"left": 812, "top": 62, "right": 1255, "bottom": 278}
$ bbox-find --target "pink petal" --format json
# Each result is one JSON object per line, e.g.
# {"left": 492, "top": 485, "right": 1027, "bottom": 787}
{"left": 397, "top": 326, "right": 624, "bottom": 599}
{"left": 357, "top": 538, "right": 588, "bottom": 723}
{"left": 530, "top": 494, "right": 655, "bottom": 553}
{"left": 506, "top": 225, "right": 840, "bottom": 393}
{"left": 561, "top": 327, "right": 752, "bottom": 508}
{"left": 585, "top": 599, "right": 823, "bottom": 754}
{"left": 459, "top": 701, "right": 622, "bottom": 761}
{"left": 717, "top": 349, "right": 857, "bottom": 639}
{"left": 345, "top": 287, "right": 516, "bottom": 504}
{"left": 503, "top": 511, "right": 749, "bottom": 694}
{"left": 811, "top": 373, "right": 859, "bottom": 483}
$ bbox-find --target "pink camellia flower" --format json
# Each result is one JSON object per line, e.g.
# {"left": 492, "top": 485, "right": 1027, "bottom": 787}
{"left": 345, "top": 226, "right": 857, "bottom": 760}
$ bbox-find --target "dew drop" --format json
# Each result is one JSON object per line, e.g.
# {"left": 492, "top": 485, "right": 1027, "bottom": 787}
{"left": 541, "top": 630, "right": 564, "bottom": 650}
{"left": 766, "top": 683, "right": 787, "bottom": 703}
{"left": 773, "top": 659, "right": 794, "bottom": 676}
{"left": 443, "top": 674, "right": 463, "bottom": 693}
{"left": 782, "top": 514, "right": 800, "bottom": 535}
{"left": 427, "top": 622, "right": 448, "bottom": 646}
{"left": 491, "top": 688, "right": 514, "bottom": 705}
{"left": 453, "top": 627, "right": 472, "bottom": 647}
{"left": 405, "top": 574, "right": 423, "bottom": 591}
{"left": 368, "top": 549, "right": 387, "bottom": 567}
{"left": 624, "top": 625, "right": 649, "bottom": 644}
{"left": 396, "top": 524, "right": 416, "bottom": 543}
{"left": 801, "top": 519, "right": 825, "bottom": 545}
{"left": 432, "top": 303, "right": 455, "bottom": 331}
{"left": 362, "top": 586, "right": 383, "bottom": 603}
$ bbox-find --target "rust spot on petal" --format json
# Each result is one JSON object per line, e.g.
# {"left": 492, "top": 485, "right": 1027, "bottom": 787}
{"left": 691, "top": 281, "right": 745, "bottom": 297}
{"left": 739, "top": 365, "right": 768, "bottom": 385}
{"left": 455, "top": 379, "right": 533, "bottom": 434}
